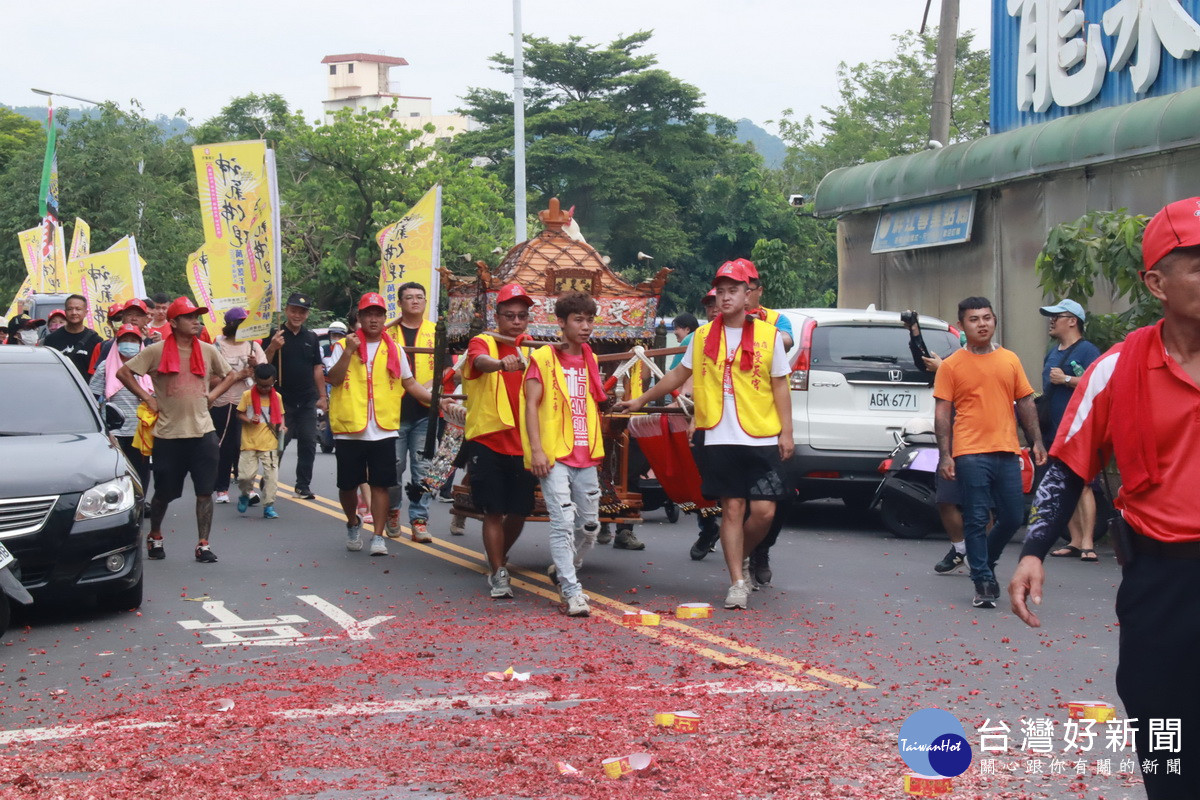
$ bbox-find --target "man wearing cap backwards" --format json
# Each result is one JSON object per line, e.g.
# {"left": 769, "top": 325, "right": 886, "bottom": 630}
{"left": 1012, "top": 198, "right": 1200, "bottom": 799}
{"left": 43, "top": 294, "right": 103, "bottom": 377}
{"left": 263, "top": 292, "right": 326, "bottom": 500}
{"left": 617, "top": 261, "right": 793, "bottom": 610}
{"left": 1037, "top": 299, "right": 1102, "bottom": 562}
{"left": 384, "top": 282, "right": 437, "bottom": 543}
{"left": 118, "top": 297, "right": 248, "bottom": 563}
{"left": 462, "top": 283, "right": 540, "bottom": 599}
{"left": 211, "top": 307, "right": 266, "bottom": 504}
{"left": 327, "top": 293, "right": 432, "bottom": 556}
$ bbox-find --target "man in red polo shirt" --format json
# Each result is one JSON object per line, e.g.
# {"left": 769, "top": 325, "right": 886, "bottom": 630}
{"left": 1011, "top": 197, "right": 1200, "bottom": 799}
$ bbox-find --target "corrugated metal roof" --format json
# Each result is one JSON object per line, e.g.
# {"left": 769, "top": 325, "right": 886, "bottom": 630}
{"left": 814, "top": 86, "right": 1200, "bottom": 217}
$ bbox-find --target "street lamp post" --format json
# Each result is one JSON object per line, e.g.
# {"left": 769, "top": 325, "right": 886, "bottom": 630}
{"left": 512, "top": 0, "right": 527, "bottom": 244}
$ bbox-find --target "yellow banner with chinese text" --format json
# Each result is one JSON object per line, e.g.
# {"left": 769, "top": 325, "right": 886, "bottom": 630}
{"left": 377, "top": 185, "right": 441, "bottom": 324}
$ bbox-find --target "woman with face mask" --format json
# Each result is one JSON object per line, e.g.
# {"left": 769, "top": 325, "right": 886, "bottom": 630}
{"left": 7, "top": 313, "right": 46, "bottom": 346}
{"left": 89, "top": 324, "right": 154, "bottom": 491}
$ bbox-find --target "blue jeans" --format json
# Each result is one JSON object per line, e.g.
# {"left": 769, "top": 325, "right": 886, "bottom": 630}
{"left": 540, "top": 463, "right": 601, "bottom": 600}
{"left": 387, "top": 416, "right": 432, "bottom": 522}
{"left": 955, "top": 452, "right": 1026, "bottom": 584}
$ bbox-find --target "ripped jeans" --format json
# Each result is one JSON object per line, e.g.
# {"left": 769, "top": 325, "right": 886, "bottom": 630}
{"left": 540, "top": 462, "right": 601, "bottom": 600}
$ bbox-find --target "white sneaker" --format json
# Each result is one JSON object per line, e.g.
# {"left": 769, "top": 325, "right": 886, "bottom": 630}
{"left": 742, "top": 555, "right": 758, "bottom": 592}
{"left": 565, "top": 593, "right": 591, "bottom": 617}
{"left": 369, "top": 535, "right": 388, "bottom": 556}
{"left": 489, "top": 568, "right": 513, "bottom": 599}
{"left": 346, "top": 521, "right": 363, "bottom": 552}
{"left": 214, "top": 491, "right": 230, "bottom": 504}
{"left": 450, "top": 516, "right": 466, "bottom": 536}
{"left": 725, "top": 580, "right": 751, "bottom": 610}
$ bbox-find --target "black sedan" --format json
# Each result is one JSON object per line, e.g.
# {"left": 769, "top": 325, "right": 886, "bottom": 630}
{"left": 0, "top": 346, "right": 143, "bottom": 612}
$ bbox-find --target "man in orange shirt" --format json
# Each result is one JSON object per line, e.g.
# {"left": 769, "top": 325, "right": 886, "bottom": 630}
{"left": 1012, "top": 198, "right": 1200, "bottom": 799}
{"left": 934, "top": 297, "right": 1046, "bottom": 609}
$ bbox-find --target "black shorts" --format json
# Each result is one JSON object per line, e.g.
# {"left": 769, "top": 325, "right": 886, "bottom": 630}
{"left": 699, "top": 444, "right": 785, "bottom": 502}
{"left": 464, "top": 440, "right": 536, "bottom": 516}
{"left": 935, "top": 473, "right": 961, "bottom": 505}
{"left": 152, "top": 432, "right": 219, "bottom": 501}
{"left": 335, "top": 438, "right": 399, "bottom": 490}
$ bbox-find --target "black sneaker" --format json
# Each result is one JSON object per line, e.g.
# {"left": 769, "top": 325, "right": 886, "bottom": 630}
{"left": 294, "top": 487, "right": 316, "bottom": 501}
{"left": 689, "top": 520, "right": 720, "bottom": 561}
{"left": 194, "top": 544, "right": 218, "bottom": 563}
{"left": 934, "top": 547, "right": 965, "bottom": 574}
{"left": 147, "top": 537, "right": 165, "bottom": 560}
{"left": 972, "top": 580, "right": 998, "bottom": 609}
{"left": 750, "top": 551, "right": 772, "bottom": 587}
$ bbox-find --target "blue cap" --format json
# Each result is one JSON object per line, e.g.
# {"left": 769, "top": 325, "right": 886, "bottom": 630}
{"left": 1039, "top": 299, "right": 1085, "bottom": 322}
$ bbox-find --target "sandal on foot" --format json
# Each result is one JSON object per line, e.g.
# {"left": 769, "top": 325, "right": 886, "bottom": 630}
{"left": 1080, "top": 549, "right": 1099, "bottom": 562}
{"left": 1049, "top": 545, "right": 1082, "bottom": 558}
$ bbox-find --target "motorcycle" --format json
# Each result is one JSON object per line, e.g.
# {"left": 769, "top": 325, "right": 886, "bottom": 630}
{"left": 872, "top": 418, "right": 942, "bottom": 539}
{"left": 0, "top": 540, "right": 34, "bottom": 637}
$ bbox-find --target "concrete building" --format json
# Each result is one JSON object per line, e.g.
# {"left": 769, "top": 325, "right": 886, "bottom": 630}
{"left": 320, "top": 53, "right": 472, "bottom": 147}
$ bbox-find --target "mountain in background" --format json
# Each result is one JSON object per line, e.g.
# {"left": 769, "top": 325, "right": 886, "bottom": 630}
{"left": 3, "top": 104, "right": 190, "bottom": 138}
{"left": 734, "top": 118, "right": 786, "bottom": 168}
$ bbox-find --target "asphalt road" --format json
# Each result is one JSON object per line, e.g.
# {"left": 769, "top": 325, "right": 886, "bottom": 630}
{"left": 0, "top": 448, "right": 1150, "bottom": 800}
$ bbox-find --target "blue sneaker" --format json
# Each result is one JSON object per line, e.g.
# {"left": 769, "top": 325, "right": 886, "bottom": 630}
{"left": 263, "top": 504, "right": 279, "bottom": 519}
{"left": 237, "top": 494, "right": 250, "bottom": 513}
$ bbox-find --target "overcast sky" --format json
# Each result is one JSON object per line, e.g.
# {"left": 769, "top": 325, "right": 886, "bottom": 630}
{"left": 2, "top": 1, "right": 992, "bottom": 134}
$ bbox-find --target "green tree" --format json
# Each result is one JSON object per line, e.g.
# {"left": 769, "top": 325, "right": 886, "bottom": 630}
{"left": 774, "top": 29, "right": 991, "bottom": 197}
{"left": 452, "top": 31, "right": 813, "bottom": 314}
{"left": 0, "top": 107, "right": 43, "bottom": 172}
{"left": 284, "top": 105, "right": 511, "bottom": 311}
{"left": 0, "top": 103, "right": 198, "bottom": 301}
{"left": 1035, "top": 209, "right": 1154, "bottom": 350}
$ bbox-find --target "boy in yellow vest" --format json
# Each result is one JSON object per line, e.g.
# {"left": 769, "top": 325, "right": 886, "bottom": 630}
{"left": 385, "top": 281, "right": 438, "bottom": 542}
{"left": 522, "top": 291, "right": 607, "bottom": 617}
{"left": 617, "top": 261, "right": 793, "bottom": 609}
{"left": 463, "top": 283, "right": 539, "bottom": 599}
{"left": 327, "top": 293, "right": 432, "bottom": 556}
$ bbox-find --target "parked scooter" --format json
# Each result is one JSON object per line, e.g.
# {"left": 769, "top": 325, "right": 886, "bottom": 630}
{"left": 872, "top": 417, "right": 942, "bottom": 539}
{"left": 0, "top": 540, "right": 34, "bottom": 636}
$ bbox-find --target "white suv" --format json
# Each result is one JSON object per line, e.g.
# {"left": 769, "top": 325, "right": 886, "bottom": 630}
{"left": 778, "top": 307, "right": 960, "bottom": 507}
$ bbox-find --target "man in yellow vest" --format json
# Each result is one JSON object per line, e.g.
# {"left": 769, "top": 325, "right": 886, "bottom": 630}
{"left": 327, "top": 292, "right": 432, "bottom": 557}
{"left": 463, "top": 283, "right": 539, "bottom": 599}
{"left": 522, "top": 291, "right": 607, "bottom": 617}
{"left": 385, "top": 282, "right": 438, "bottom": 543}
{"left": 741, "top": 258, "right": 795, "bottom": 587}
{"left": 617, "top": 260, "right": 794, "bottom": 610}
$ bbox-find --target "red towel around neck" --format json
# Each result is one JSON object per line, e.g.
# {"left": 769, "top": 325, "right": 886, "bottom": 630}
{"left": 357, "top": 331, "right": 403, "bottom": 379}
{"left": 251, "top": 387, "right": 283, "bottom": 426}
{"left": 703, "top": 316, "right": 756, "bottom": 371}
{"left": 554, "top": 344, "right": 608, "bottom": 404}
{"left": 157, "top": 334, "right": 206, "bottom": 376}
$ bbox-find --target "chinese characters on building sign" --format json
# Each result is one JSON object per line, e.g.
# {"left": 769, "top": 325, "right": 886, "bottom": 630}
{"left": 1004, "top": 0, "right": 1200, "bottom": 113}
{"left": 871, "top": 194, "right": 976, "bottom": 254}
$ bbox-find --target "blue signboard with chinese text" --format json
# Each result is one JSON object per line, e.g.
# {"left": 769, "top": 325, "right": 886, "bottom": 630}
{"left": 992, "top": 0, "right": 1200, "bottom": 132}
{"left": 871, "top": 194, "right": 976, "bottom": 254}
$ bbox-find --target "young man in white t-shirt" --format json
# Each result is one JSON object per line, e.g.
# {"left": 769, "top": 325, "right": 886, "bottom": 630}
{"left": 617, "top": 261, "right": 793, "bottom": 609}
{"left": 326, "top": 293, "right": 431, "bottom": 556}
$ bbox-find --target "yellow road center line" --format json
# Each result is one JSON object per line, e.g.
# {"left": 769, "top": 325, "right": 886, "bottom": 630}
{"left": 277, "top": 484, "right": 871, "bottom": 690}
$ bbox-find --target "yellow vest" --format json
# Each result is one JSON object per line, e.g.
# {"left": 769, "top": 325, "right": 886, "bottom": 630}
{"left": 463, "top": 334, "right": 517, "bottom": 442}
{"left": 394, "top": 319, "right": 436, "bottom": 407}
{"left": 519, "top": 345, "right": 605, "bottom": 469}
{"left": 692, "top": 319, "right": 782, "bottom": 437}
{"left": 758, "top": 306, "right": 781, "bottom": 326}
{"left": 329, "top": 339, "right": 405, "bottom": 434}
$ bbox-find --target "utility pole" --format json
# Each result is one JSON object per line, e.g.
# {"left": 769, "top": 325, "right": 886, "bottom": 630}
{"left": 928, "top": 0, "right": 959, "bottom": 147}
{"left": 512, "top": 0, "right": 527, "bottom": 243}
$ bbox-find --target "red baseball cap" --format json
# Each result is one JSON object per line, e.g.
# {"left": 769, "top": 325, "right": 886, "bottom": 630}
{"left": 713, "top": 260, "right": 752, "bottom": 286}
{"left": 1143, "top": 197, "right": 1200, "bottom": 270}
{"left": 48, "top": 309, "right": 67, "bottom": 321}
{"left": 358, "top": 292, "right": 387, "bottom": 311}
{"left": 123, "top": 298, "right": 150, "bottom": 314}
{"left": 106, "top": 302, "right": 125, "bottom": 320}
{"left": 115, "top": 324, "right": 143, "bottom": 340}
{"left": 734, "top": 258, "right": 759, "bottom": 280}
{"left": 167, "top": 296, "right": 208, "bottom": 319}
{"left": 701, "top": 288, "right": 717, "bottom": 304}
{"left": 496, "top": 283, "right": 534, "bottom": 307}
